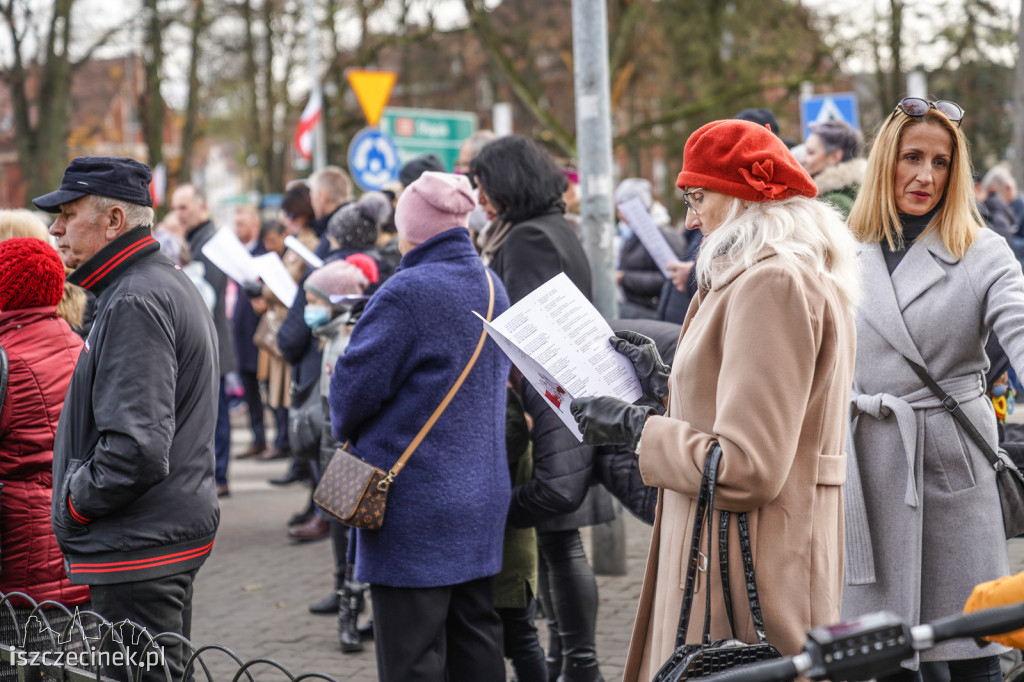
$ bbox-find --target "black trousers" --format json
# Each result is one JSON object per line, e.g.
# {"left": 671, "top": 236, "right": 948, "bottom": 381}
{"left": 371, "top": 575, "right": 505, "bottom": 682}
{"left": 89, "top": 569, "right": 198, "bottom": 682}
{"left": 878, "top": 656, "right": 1002, "bottom": 682}
{"left": 239, "top": 370, "right": 266, "bottom": 447}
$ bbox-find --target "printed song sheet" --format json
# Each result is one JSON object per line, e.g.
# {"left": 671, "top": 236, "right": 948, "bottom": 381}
{"left": 616, "top": 196, "right": 678, "bottom": 279}
{"left": 200, "top": 228, "right": 299, "bottom": 307}
{"left": 475, "top": 273, "right": 642, "bottom": 440}
{"left": 200, "top": 228, "right": 262, "bottom": 285}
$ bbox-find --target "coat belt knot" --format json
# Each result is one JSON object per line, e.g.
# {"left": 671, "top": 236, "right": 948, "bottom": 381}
{"left": 844, "top": 374, "right": 985, "bottom": 586}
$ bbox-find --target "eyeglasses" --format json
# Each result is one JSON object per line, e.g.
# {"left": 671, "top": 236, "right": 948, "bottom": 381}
{"left": 889, "top": 97, "right": 964, "bottom": 127}
{"left": 682, "top": 188, "right": 705, "bottom": 215}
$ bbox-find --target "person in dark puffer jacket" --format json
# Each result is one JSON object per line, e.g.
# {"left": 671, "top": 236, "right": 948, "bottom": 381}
{"left": 34, "top": 157, "right": 219, "bottom": 682}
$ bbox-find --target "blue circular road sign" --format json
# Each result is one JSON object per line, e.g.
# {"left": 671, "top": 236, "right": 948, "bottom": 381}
{"left": 347, "top": 127, "right": 400, "bottom": 191}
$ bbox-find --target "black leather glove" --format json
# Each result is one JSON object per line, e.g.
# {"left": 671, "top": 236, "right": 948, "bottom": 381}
{"left": 610, "top": 330, "right": 670, "bottom": 402}
{"left": 569, "top": 396, "right": 655, "bottom": 452}
{"left": 240, "top": 281, "right": 264, "bottom": 299}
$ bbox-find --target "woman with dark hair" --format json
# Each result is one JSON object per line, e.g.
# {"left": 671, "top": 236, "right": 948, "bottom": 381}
{"left": 801, "top": 119, "right": 866, "bottom": 218}
{"left": 470, "top": 135, "right": 614, "bottom": 682}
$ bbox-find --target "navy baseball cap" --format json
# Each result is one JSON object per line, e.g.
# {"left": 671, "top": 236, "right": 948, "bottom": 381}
{"left": 32, "top": 156, "right": 153, "bottom": 213}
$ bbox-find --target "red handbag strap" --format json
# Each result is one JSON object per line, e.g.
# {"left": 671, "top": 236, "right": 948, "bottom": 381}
{"left": 383, "top": 269, "right": 496, "bottom": 487}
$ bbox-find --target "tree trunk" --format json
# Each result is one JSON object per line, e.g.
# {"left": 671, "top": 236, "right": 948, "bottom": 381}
{"left": 141, "top": 0, "right": 164, "bottom": 171}
{"left": 176, "top": 0, "right": 205, "bottom": 185}
{"left": 887, "top": 0, "right": 903, "bottom": 107}
{"left": 1013, "top": 0, "right": 1024, "bottom": 191}
{"left": 243, "top": 0, "right": 263, "bottom": 192}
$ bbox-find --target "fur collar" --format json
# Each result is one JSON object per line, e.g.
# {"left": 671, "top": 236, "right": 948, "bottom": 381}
{"left": 814, "top": 158, "right": 867, "bottom": 195}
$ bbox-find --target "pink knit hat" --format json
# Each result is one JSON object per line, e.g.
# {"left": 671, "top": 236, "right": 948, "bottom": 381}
{"left": 304, "top": 260, "right": 369, "bottom": 302}
{"left": 394, "top": 171, "right": 475, "bottom": 245}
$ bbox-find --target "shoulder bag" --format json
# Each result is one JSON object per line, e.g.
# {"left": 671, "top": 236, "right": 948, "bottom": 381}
{"left": 653, "top": 443, "right": 781, "bottom": 681}
{"left": 313, "top": 270, "right": 496, "bottom": 531}
{"left": 903, "top": 358, "right": 1024, "bottom": 539}
{"left": 252, "top": 307, "right": 285, "bottom": 359}
{"left": 288, "top": 375, "right": 323, "bottom": 460}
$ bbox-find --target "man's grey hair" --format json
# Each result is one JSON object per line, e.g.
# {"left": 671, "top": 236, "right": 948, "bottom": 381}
{"left": 462, "top": 130, "right": 496, "bottom": 160}
{"left": 982, "top": 164, "right": 1017, "bottom": 195}
{"left": 91, "top": 195, "right": 155, "bottom": 230}
{"left": 310, "top": 166, "right": 352, "bottom": 204}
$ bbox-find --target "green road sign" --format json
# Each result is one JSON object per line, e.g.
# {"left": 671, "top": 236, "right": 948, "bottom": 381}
{"left": 379, "top": 107, "right": 478, "bottom": 173}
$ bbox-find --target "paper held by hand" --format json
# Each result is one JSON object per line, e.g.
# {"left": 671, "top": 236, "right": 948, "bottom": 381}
{"left": 200, "top": 228, "right": 262, "bottom": 285}
{"left": 284, "top": 235, "right": 324, "bottom": 269}
{"left": 252, "top": 252, "right": 299, "bottom": 308}
{"left": 475, "top": 272, "right": 642, "bottom": 440}
{"left": 617, "top": 196, "right": 678, "bottom": 279}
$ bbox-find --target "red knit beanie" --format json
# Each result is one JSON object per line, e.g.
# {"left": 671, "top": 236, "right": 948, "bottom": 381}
{"left": 676, "top": 119, "right": 817, "bottom": 202}
{"left": 0, "top": 238, "right": 65, "bottom": 312}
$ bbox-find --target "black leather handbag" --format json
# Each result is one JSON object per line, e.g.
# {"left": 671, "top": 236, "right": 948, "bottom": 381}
{"left": 652, "top": 443, "right": 781, "bottom": 681}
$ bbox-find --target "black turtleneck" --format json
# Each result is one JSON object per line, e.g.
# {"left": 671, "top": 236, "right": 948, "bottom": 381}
{"left": 881, "top": 205, "right": 941, "bottom": 274}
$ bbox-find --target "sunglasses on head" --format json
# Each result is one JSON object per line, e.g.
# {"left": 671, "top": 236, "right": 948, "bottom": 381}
{"left": 889, "top": 97, "right": 964, "bottom": 127}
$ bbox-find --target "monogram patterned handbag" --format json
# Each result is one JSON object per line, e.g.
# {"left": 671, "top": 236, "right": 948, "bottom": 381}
{"left": 313, "top": 271, "right": 495, "bottom": 531}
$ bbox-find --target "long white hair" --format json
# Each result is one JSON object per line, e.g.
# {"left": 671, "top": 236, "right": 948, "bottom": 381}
{"left": 694, "top": 195, "right": 860, "bottom": 313}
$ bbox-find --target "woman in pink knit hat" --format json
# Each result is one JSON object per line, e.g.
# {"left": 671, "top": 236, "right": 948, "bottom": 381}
{"left": 328, "top": 171, "right": 514, "bottom": 682}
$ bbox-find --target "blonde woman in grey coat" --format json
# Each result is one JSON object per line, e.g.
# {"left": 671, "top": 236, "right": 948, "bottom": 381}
{"left": 843, "top": 98, "right": 1017, "bottom": 682}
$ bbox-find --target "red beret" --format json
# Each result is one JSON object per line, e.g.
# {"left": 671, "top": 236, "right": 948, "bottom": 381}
{"left": 676, "top": 119, "right": 817, "bottom": 202}
{"left": 0, "top": 238, "right": 65, "bottom": 311}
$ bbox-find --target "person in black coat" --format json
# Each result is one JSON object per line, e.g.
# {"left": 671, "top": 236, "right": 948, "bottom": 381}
{"left": 613, "top": 178, "right": 686, "bottom": 319}
{"left": 173, "top": 184, "right": 236, "bottom": 498}
{"left": 471, "top": 135, "right": 612, "bottom": 682}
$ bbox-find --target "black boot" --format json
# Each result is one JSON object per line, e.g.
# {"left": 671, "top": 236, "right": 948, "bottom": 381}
{"left": 556, "top": 659, "right": 604, "bottom": 682}
{"left": 338, "top": 584, "right": 364, "bottom": 653}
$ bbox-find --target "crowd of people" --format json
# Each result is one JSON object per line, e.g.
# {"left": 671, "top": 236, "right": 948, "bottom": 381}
{"left": 6, "top": 95, "right": 1024, "bottom": 682}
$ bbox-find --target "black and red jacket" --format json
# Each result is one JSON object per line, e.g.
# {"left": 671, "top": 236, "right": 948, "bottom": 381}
{"left": 52, "top": 225, "right": 220, "bottom": 584}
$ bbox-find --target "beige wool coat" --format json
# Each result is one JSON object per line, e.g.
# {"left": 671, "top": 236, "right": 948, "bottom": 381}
{"left": 624, "top": 250, "right": 857, "bottom": 681}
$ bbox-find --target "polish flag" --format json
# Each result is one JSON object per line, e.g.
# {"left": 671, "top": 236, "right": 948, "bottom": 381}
{"left": 294, "top": 89, "right": 322, "bottom": 160}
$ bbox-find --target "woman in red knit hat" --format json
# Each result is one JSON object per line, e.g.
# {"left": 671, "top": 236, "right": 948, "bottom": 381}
{"left": 571, "top": 119, "right": 861, "bottom": 680}
{"left": 0, "top": 237, "right": 91, "bottom": 673}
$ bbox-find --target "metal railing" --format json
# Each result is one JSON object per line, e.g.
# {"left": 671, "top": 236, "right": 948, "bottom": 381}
{"left": 0, "top": 592, "right": 340, "bottom": 682}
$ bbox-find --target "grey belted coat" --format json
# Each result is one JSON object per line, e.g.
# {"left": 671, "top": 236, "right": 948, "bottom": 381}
{"left": 843, "top": 228, "right": 1020, "bottom": 663}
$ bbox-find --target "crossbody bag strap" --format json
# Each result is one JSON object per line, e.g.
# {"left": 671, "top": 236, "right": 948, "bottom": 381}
{"left": 675, "top": 443, "right": 721, "bottom": 648}
{"left": 904, "top": 359, "right": 1002, "bottom": 468}
{"left": 383, "top": 270, "right": 496, "bottom": 486}
{"left": 0, "top": 345, "right": 7, "bottom": 417}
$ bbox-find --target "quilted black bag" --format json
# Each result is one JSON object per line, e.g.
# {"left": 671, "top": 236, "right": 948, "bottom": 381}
{"left": 652, "top": 443, "right": 781, "bottom": 681}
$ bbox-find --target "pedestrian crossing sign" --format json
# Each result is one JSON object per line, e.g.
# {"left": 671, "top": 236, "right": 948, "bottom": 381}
{"left": 800, "top": 92, "right": 859, "bottom": 141}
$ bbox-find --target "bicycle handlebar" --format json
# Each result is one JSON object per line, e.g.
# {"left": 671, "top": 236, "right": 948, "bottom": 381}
{"left": 699, "top": 602, "right": 1024, "bottom": 682}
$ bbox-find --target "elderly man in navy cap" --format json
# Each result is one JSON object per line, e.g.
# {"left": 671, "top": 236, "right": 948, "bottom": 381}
{"left": 35, "top": 157, "right": 220, "bottom": 682}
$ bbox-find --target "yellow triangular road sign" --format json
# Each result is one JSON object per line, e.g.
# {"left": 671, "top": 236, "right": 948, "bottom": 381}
{"left": 345, "top": 69, "right": 397, "bottom": 127}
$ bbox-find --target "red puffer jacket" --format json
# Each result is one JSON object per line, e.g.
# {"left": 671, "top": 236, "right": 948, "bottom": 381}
{"left": 0, "top": 306, "right": 89, "bottom": 606}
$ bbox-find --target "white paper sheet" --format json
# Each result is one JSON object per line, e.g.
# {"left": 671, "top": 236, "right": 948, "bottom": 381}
{"left": 199, "top": 228, "right": 262, "bottom": 285}
{"left": 252, "top": 252, "right": 298, "bottom": 308}
{"left": 476, "top": 272, "right": 642, "bottom": 440}
{"left": 284, "top": 235, "right": 324, "bottom": 269}
{"left": 617, "top": 197, "right": 679, "bottom": 279}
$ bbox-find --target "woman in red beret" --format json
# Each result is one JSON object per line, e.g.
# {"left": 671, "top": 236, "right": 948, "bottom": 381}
{"left": 571, "top": 119, "right": 861, "bottom": 680}
{"left": 0, "top": 237, "right": 91, "bottom": 668}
